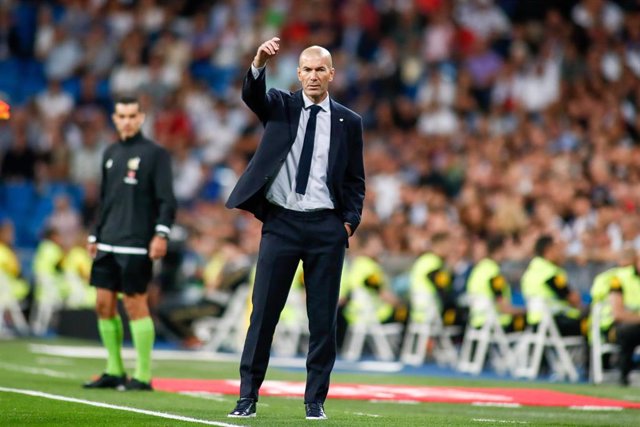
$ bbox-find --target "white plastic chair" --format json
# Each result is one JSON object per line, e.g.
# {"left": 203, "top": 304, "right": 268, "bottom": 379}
{"left": 457, "top": 295, "right": 520, "bottom": 376}
{"left": 193, "top": 284, "right": 250, "bottom": 353}
{"left": 342, "top": 288, "right": 404, "bottom": 361}
{"left": 513, "top": 297, "right": 583, "bottom": 382}
{"left": 400, "top": 293, "right": 459, "bottom": 367}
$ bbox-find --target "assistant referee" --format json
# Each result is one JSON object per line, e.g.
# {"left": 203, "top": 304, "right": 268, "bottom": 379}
{"left": 83, "top": 96, "right": 176, "bottom": 391}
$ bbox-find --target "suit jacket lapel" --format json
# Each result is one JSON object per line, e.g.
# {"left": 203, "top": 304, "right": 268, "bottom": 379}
{"left": 287, "top": 91, "right": 303, "bottom": 148}
{"left": 328, "top": 98, "right": 343, "bottom": 180}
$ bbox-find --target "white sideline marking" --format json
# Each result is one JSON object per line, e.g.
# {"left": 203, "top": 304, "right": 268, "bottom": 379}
{"left": 351, "top": 412, "right": 381, "bottom": 417}
{"left": 472, "top": 419, "right": 528, "bottom": 424}
{"left": 29, "top": 344, "right": 404, "bottom": 373}
{"left": 0, "top": 387, "right": 245, "bottom": 427}
{"left": 179, "top": 391, "right": 229, "bottom": 402}
{"left": 370, "top": 399, "right": 419, "bottom": 405}
{"left": 472, "top": 402, "right": 522, "bottom": 408}
{"left": 568, "top": 406, "right": 623, "bottom": 411}
{"left": 0, "top": 361, "right": 78, "bottom": 379}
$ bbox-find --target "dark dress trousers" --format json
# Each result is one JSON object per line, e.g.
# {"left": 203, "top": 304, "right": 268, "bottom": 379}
{"left": 226, "top": 68, "right": 365, "bottom": 403}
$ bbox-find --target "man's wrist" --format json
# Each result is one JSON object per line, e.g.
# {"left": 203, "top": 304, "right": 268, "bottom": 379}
{"left": 155, "top": 225, "right": 170, "bottom": 240}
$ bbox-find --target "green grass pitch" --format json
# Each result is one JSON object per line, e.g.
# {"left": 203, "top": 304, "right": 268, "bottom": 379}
{"left": 0, "top": 338, "right": 638, "bottom": 426}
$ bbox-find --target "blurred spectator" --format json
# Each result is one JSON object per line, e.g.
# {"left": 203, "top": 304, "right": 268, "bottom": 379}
{"left": 571, "top": 0, "right": 624, "bottom": 35}
{"left": 136, "top": 0, "right": 166, "bottom": 35}
{"left": 70, "top": 121, "right": 107, "bottom": 185}
{"left": 0, "top": 6, "right": 20, "bottom": 60}
{"left": 80, "top": 22, "right": 118, "bottom": 79}
{"left": 139, "top": 52, "right": 178, "bottom": 106}
{"left": 47, "top": 194, "right": 81, "bottom": 249}
{"left": 109, "top": 47, "right": 150, "bottom": 97}
{"left": 153, "top": 91, "right": 192, "bottom": 150}
{"left": 1, "top": 129, "right": 37, "bottom": 181}
{"left": 40, "top": 120, "right": 72, "bottom": 181}
{"left": 43, "top": 25, "right": 83, "bottom": 80}
{"left": 35, "top": 80, "right": 74, "bottom": 122}
{"left": 172, "top": 141, "right": 203, "bottom": 206}
{"left": 456, "top": 0, "right": 511, "bottom": 41}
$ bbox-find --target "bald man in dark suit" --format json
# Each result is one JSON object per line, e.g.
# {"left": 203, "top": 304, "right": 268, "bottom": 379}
{"left": 226, "top": 37, "right": 365, "bottom": 420}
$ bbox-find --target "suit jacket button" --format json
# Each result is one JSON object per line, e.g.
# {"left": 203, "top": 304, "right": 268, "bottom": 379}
{"left": 264, "top": 176, "right": 269, "bottom": 181}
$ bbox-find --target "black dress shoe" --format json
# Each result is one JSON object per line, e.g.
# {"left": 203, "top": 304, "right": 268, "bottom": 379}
{"left": 228, "top": 398, "right": 257, "bottom": 418}
{"left": 305, "top": 402, "right": 327, "bottom": 420}
{"left": 118, "top": 378, "right": 153, "bottom": 391}
{"left": 83, "top": 373, "right": 127, "bottom": 389}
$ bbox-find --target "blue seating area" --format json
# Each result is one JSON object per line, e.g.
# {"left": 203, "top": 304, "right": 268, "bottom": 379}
{"left": 0, "top": 181, "right": 84, "bottom": 248}
{"left": 0, "top": 58, "right": 47, "bottom": 105}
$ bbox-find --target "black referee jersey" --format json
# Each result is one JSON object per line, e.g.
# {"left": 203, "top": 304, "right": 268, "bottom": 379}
{"left": 90, "top": 131, "right": 176, "bottom": 254}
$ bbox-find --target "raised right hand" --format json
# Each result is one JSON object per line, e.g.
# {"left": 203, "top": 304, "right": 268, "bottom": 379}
{"left": 253, "top": 37, "right": 280, "bottom": 68}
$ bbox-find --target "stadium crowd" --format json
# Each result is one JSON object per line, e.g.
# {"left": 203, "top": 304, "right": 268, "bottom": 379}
{"left": 1, "top": 0, "right": 640, "bottom": 365}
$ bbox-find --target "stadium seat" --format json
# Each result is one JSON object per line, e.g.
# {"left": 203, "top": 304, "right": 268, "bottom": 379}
{"left": 342, "top": 287, "right": 404, "bottom": 362}
{"left": 400, "top": 294, "right": 459, "bottom": 367}
{"left": 512, "top": 297, "right": 583, "bottom": 382}
{"left": 457, "top": 295, "right": 520, "bottom": 376}
{"left": 2, "top": 183, "right": 37, "bottom": 247}
{"left": 0, "top": 59, "right": 20, "bottom": 100}
{"left": 192, "top": 284, "right": 250, "bottom": 353}
{"left": 2, "top": 182, "right": 36, "bottom": 217}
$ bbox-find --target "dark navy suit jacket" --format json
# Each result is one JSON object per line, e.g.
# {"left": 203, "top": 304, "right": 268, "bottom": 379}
{"left": 226, "top": 68, "right": 365, "bottom": 234}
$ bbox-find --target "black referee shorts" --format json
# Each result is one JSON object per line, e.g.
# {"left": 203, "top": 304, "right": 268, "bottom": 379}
{"left": 90, "top": 250, "right": 152, "bottom": 295}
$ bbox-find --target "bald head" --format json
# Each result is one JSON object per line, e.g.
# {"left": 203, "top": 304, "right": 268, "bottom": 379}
{"left": 299, "top": 45, "right": 333, "bottom": 68}
{"left": 297, "top": 45, "right": 335, "bottom": 103}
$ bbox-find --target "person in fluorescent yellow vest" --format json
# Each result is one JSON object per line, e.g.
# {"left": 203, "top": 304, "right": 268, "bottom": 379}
{"left": 590, "top": 249, "right": 634, "bottom": 342}
{"left": 62, "top": 233, "right": 97, "bottom": 308}
{"left": 590, "top": 248, "right": 640, "bottom": 386}
{"left": 409, "top": 232, "right": 465, "bottom": 328}
{"left": 343, "top": 230, "right": 407, "bottom": 326}
{"left": 32, "top": 228, "right": 67, "bottom": 303}
{"left": 466, "top": 235, "right": 525, "bottom": 332}
{"left": 521, "top": 235, "right": 585, "bottom": 336}
{"left": 0, "top": 220, "right": 29, "bottom": 304}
